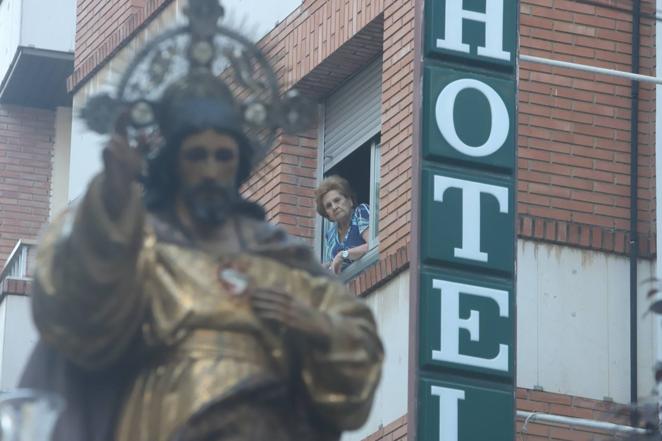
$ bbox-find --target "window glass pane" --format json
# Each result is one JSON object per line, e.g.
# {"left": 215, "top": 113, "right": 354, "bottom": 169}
{"left": 370, "top": 139, "right": 381, "bottom": 247}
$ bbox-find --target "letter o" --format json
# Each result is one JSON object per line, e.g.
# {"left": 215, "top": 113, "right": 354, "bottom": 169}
{"left": 435, "top": 79, "right": 509, "bottom": 157}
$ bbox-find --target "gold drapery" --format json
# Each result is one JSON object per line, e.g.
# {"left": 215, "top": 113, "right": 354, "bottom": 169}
{"left": 31, "top": 175, "right": 383, "bottom": 441}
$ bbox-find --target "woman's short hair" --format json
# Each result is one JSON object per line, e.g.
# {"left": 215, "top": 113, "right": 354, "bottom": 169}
{"left": 314, "top": 175, "right": 357, "bottom": 219}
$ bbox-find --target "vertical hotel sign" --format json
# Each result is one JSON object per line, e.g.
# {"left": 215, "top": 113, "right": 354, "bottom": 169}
{"left": 416, "top": 1, "right": 517, "bottom": 440}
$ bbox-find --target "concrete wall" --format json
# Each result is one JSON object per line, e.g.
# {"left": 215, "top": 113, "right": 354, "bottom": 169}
{"left": 517, "top": 240, "right": 657, "bottom": 403}
{"left": 343, "top": 271, "right": 410, "bottom": 441}
{"left": 0, "top": 295, "right": 37, "bottom": 391}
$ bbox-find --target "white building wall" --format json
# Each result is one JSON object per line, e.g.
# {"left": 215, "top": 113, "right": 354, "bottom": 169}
{"left": 337, "top": 241, "right": 659, "bottom": 439}
{"left": 343, "top": 271, "right": 410, "bottom": 441}
{"left": 517, "top": 240, "right": 656, "bottom": 403}
{"left": 0, "top": 295, "right": 37, "bottom": 391}
{"left": 0, "top": 299, "right": 6, "bottom": 387}
{"left": 68, "top": 0, "right": 303, "bottom": 202}
{"left": 0, "top": 0, "right": 22, "bottom": 83}
{"left": 655, "top": 0, "right": 662, "bottom": 366}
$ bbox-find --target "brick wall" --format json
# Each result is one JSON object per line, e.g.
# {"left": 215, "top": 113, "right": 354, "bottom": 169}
{"left": 516, "top": 388, "right": 637, "bottom": 440}
{"left": 519, "top": 0, "right": 657, "bottom": 257}
{"left": 69, "top": 0, "right": 658, "bottom": 286}
{"left": 0, "top": 105, "right": 54, "bottom": 268}
{"left": 363, "top": 415, "right": 407, "bottom": 441}
{"left": 242, "top": 1, "right": 384, "bottom": 245}
{"left": 252, "top": 0, "right": 414, "bottom": 261}
{"left": 242, "top": 131, "right": 319, "bottom": 241}
{"left": 69, "top": 0, "right": 174, "bottom": 91}
{"left": 379, "top": 0, "right": 415, "bottom": 257}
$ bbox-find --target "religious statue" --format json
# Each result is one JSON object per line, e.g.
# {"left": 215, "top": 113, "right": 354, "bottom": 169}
{"left": 19, "top": 1, "right": 384, "bottom": 440}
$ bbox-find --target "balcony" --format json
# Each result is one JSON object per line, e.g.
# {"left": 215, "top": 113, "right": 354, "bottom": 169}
{"left": 0, "top": 239, "right": 35, "bottom": 296}
{"left": 0, "top": 0, "right": 75, "bottom": 108}
{"left": 0, "top": 239, "right": 38, "bottom": 390}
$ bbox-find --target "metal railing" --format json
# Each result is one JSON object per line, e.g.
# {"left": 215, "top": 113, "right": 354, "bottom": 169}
{"left": 0, "top": 240, "right": 36, "bottom": 287}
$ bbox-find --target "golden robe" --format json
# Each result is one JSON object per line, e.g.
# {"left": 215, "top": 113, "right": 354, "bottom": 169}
{"left": 30, "top": 175, "right": 383, "bottom": 441}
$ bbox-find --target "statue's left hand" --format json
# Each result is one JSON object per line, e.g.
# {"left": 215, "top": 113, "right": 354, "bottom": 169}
{"left": 251, "top": 289, "right": 332, "bottom": 347}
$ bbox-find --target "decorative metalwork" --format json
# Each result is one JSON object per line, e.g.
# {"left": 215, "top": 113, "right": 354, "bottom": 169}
{"left": 80, "top": 0, "right": 313, "bottom": 166}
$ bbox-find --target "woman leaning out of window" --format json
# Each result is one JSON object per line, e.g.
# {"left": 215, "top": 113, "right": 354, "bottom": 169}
{"left": 315, "top": 175, "right": 370, "bottom": 274}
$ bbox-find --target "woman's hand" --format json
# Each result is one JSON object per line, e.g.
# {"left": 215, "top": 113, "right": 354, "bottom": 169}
{"left": 251, "top": 288, "right": 332, "bottom": 346}
{"left": 101, "top": 116, "right": 143, "bottom": 219}
{"left": 330, "top": 252, "right": 343, "bottom": 275}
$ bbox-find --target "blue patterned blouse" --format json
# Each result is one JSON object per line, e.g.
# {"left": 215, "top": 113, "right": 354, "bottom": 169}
{"left": 324, "top": 203, "right": 370, "bottom": 265}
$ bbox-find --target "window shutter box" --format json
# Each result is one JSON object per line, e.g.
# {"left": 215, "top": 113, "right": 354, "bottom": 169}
{"left": 323, "top": 58, "right": 382, "bottom": 171}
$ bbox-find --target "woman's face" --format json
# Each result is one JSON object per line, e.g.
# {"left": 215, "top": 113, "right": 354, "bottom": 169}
{"left": 322, "top": 189, "right": 353, "bottom": 224}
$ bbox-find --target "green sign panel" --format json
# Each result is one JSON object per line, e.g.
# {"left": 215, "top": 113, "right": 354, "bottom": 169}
{"left": 423, "top": 65, "right": 516, "bottom": 172}
{"left": 420, "top": 166, "right": 514, "bottom": 274}
{"left": 415, "top": 0, "right": 518, "bottom": 439}
{"left": 424, "top": 0, "right": 518, "bottom": 68}
{"left": 418, "top": 376, "right": 515, "bottom": 441}
{"left": 419, "top": 270, "right": 514, "bottom": 377}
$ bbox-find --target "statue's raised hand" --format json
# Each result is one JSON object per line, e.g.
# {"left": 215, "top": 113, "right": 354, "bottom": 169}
{"left": 101, "top": 114, "right": 143, "bottom": 219}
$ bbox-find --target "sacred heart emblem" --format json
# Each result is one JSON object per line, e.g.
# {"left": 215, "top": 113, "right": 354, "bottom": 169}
{"left": 218, "top": 267, "right": 249, "bottom": 296}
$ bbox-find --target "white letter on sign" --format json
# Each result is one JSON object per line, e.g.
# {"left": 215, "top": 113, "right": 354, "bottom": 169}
{"left": 436, "top": 0, "right": 511, "bottom": 61}
{"left": 436, "top": 79, "right": 509, "bottom": 157}
{"left": 434, "top": 175, "right": 508, "bottom": 262}
{"left": 432, "top": 279, "right": 509, "bottom": 371}
{"left": 431, "top": 386, "right": 465, "bottom": 441}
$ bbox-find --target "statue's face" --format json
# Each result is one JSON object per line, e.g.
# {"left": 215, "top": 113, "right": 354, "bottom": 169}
{"left": 178, "top": 129, "right": 240, "bottom": 189}
{"left": 176, "top": 129, "right": 241, "bottom": 226}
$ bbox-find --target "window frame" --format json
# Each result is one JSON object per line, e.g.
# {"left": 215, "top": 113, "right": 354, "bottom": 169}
{"left": 316, "top": 134, "right": 381, "bottom": 279}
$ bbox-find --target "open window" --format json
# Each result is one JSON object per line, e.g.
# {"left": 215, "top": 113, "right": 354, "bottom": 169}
{"left": 316, "top": 57, "right": 382, "bottom": 278}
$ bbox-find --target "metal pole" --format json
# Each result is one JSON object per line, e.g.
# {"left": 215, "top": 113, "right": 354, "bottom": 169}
{"left": 629, "top": 0, "right": 641, "bottom": 422}
{"left": 520, "top": 54, "right": 662, "bottom": 85}
{"left": 517, "top": 411, "right": 650, "bottom": 436}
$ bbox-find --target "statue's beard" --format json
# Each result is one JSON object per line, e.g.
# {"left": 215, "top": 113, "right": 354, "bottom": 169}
{"left": 183, "top": 181, "right": 238, "bottom": 227}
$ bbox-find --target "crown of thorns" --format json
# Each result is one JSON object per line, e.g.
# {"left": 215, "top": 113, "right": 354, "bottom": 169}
{"left": 80, "top": 0, "right": 312, "bottom": 163}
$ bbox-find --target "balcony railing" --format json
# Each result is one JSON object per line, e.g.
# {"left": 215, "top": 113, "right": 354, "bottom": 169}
{"left": 0, "top": 240, "right": 36, "bottom": 296}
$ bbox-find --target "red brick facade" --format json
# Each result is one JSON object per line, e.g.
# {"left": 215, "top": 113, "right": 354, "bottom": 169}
{"left": 67, "top": 0, "right": 658, "bottom": 295}
{"left": 365, "top": 415, "right": 407, "bottom": 441}
{"left": 516, "top": 389, "right": 634, "bottom": 440}
{"left": 69, "top": 0, "right": 174, "bottom": 91}
{"left": 0, "top": 105, "right": 54, "bottom": 269}
{"left": 519, "top": 0, "right": 657, "bottom": 257}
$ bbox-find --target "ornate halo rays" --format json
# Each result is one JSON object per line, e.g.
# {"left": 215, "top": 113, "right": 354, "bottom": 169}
{"left": 80, "top": 0, "right": 313, "bottom": 165}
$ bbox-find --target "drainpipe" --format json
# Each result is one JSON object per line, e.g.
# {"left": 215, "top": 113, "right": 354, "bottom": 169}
{"left": 629, "top": 0, "right": 641, "bottom": 417}
{"left": 656, "top": 0, "right": 662, "bottom": 436}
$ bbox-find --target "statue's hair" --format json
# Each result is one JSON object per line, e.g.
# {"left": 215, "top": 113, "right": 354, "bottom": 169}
{"left": 143, "top": 73, "right": 256, "bottom": 211}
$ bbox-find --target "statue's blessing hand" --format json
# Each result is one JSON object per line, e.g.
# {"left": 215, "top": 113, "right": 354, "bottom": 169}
{"left": 250, "top": 289, "right": 332, "bottom": 348}
{"left": 101, "top": 115, "right": 144, "bottom": 219}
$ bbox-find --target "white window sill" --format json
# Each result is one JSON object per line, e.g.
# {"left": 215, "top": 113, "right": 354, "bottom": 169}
{"left": 339, "top": 247, "right": 380, "bottom": 283}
